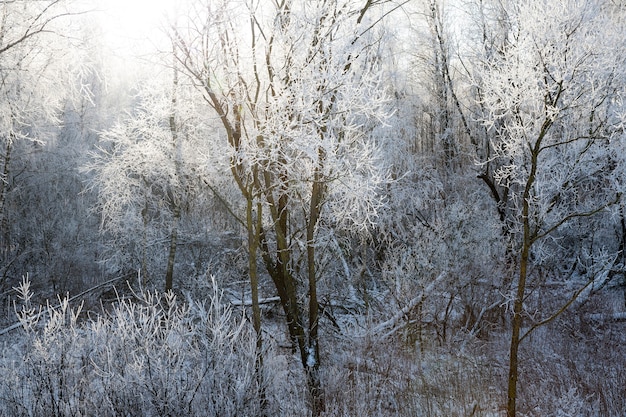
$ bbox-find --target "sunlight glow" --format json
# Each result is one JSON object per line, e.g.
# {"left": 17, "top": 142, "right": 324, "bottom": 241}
{"left": 97, "top": 0, "right": 177, "bottom": 56}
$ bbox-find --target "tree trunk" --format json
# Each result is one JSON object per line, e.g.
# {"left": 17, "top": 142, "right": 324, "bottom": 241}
{"left": 506, "top": 224, "right": 528, "bottom": 417}
{"left": 0, "top": 138, "right": 12, "bottom": 252}
{"left": 247, "top": 193, "right": 267, "bottom": 412}
{"left": 164, "top": 205, "right": 180, "bottom": 292}
{"left": 507, "top": 138, "right": 540, "bottom": 417}
{"left": 165, "top": 54, "right": 181, "bottom": 293}
{"left": 306, "top": 173, "right": 325, "bottom": 416}
{"left": 619, "top": 204, "right": 626, "bottom": 308}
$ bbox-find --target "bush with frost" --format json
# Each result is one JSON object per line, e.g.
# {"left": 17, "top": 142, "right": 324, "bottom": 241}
{"left": 0, "top": 277, "right": 267, "bottom": 417}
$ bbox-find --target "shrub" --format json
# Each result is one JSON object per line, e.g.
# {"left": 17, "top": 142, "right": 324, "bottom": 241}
{"left": 0, "top": 277, "right": 267, "bottom": 417}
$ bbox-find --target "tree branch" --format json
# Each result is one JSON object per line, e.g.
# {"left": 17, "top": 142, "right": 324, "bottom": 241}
{"left": 519, "top": 270, "right": 607, "bottom": 343}
{"left": 533, "top": 195, "right": 620, "bottom": 243}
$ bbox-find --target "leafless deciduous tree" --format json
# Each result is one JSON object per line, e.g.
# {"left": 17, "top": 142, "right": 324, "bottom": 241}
{"left": 0, "top": 0, "right": 90, "bottom": 284}
{"left": 472, "top": 1, "right": 626, "bottom": 415}
{"left": 169, "top": 0, "right": 395, "bottom": 413}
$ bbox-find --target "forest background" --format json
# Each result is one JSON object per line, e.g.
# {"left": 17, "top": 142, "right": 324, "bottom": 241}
{"left": 0, "top": 0, "right": 625, "bottom": 416}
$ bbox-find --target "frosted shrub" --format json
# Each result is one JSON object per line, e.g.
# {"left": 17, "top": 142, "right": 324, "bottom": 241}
{"left": 0, "top": 277, "right": 266, "bottom": 417}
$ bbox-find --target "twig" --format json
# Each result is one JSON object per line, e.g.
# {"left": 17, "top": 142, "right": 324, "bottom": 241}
{"left": 0, "top": 274, "right": 130, "bottom": 336}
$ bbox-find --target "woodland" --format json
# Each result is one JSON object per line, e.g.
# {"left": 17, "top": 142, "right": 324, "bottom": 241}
{"left": 0, "top": 0, "right": 625, "bottom": 416}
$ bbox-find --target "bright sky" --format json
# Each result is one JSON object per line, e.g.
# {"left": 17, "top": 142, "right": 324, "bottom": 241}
{"left": 96, "top": 0, "right": 178, "bottom": 57}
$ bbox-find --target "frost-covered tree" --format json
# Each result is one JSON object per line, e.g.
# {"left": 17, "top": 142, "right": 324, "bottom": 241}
{"left": 170, "top": 0, "right": 395, "bottom": 413}
{"left": 472, "top": 1, "right": 626, "bottom": 415}
{"left": 0, "top": 0, "right": 91, "bottom": 287}
{"left": 85, "top": 72, "right": 212, "bottom": 290}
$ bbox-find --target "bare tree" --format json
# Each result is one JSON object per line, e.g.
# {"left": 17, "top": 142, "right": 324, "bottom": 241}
{"left": 0, "top": 0, "right": 90, "bottom": 283}
{"left": 84, "top": 74, "right": 208, "bottom": 289}
{"left": 473, "top": 1, "right": 626, "bottom": 415}
{"left": 170, "top": 0, "right": 394, "bottom": 413}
